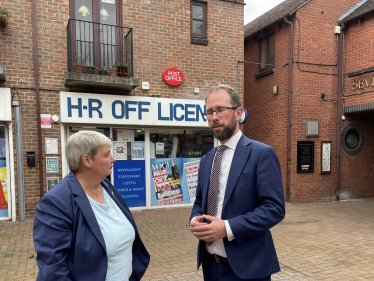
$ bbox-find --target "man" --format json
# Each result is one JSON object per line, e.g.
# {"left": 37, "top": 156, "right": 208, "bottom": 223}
{"left": 190, "top": 85, "right": 285, "bottom": 281}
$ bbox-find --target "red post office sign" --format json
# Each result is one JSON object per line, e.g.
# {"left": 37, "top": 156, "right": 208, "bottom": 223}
{"left": 162, "top": 68, "right": 184, "bottom": 86}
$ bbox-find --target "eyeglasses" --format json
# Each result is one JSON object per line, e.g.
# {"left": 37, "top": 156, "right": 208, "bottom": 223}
{"left": 203, "top": 107, "right": 238, "bottom": 117}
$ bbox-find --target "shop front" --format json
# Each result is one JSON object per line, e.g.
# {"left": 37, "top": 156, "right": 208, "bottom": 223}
{"left": 0, "top": 88, "right": 15, "bottom": 220}
{"left": 60, "top": 92, "right": 214, "bottom": 209}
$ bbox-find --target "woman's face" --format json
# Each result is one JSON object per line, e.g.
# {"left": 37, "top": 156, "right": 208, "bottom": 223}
{"left": 90, "top": 144, "right": 115, "bottom": 179}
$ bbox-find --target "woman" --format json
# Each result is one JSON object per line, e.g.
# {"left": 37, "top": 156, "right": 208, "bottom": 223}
{"left": 33, "top": 131, "right": 150, "bottom": 281}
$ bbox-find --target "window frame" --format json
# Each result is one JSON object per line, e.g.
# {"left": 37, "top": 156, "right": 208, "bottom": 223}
{"left": 190, "top": 1, "right": 207, "bottom": 39}
{"left": 259, "top": 33, "right": 275, "bottom": 71}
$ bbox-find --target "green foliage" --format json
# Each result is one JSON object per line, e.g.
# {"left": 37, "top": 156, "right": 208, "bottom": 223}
{"left": 116, "top": 60, "right": 127, "bottom": 67}
{"left": 0, "top": 7, "right": 11, "bottom": 17}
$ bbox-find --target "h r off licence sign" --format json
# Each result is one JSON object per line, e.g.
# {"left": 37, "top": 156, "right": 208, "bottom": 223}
{"left": 162, "top": 68, "right": 184, "bottom": 86}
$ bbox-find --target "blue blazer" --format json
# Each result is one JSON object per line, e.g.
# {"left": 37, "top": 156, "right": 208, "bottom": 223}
{"left": 33, "top": 171, "right": 150, "bottom": 281}
{"left": 190, "top": 135, "right": 285, "bottom": 279}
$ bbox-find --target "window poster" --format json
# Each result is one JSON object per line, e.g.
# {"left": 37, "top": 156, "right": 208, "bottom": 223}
{"left": 155, "top": 142, "right": 164, "bottom": 155}
{"left": 0, "top": 165, "right": 8, "bottom": 217}
{"left": 184, "top": 159, "right": 200, "bottom": 203}
{"left": 150, "top": 158, "right": 201, "bottom": 206}
{"left": 113, "top": 159, "right": 146, "bottom": 207}
{"left": 113, "top": 141, "right": 127, "bottom": 160}
{"left": 131, "top": 142, "right": 144, "bottom": 160}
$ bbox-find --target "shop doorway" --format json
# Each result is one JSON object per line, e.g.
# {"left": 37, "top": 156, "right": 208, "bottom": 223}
{"left": 112, "top": 128, "right": 146, "bottom": 208}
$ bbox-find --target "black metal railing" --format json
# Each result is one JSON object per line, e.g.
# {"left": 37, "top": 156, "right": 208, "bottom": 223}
{"left": 67, "top": 19, "right": 133, "bottom": 77}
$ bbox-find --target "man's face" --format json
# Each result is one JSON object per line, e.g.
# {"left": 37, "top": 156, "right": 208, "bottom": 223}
{"left": 205, "top": 89, "right": 242, "bottom": 144}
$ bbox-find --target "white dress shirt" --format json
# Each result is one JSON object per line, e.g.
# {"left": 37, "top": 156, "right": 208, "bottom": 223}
{"left": 206, "top": 130, "right": 242, "bottom": 257}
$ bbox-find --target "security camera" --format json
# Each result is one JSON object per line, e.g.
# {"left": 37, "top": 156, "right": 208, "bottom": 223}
{"left": 341, "top": 115, "right": 345, "bottom": 121}
{"left": 320, "top": 93, "right": 325, "bottom": 98}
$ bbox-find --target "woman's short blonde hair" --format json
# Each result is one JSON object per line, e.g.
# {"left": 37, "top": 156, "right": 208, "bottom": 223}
{"left": 66, "top": 130, "right": 111, "bottom": 171}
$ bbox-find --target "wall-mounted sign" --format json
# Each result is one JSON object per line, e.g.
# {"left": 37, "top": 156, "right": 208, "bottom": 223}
{"left": 162, "top": 68, "right": 184, "bottom": 86}
{"left": 41, "top": 114, "right": 51, "bottom": 129}
{"left": 45, "top": 138, "right": 58, "bottom": 154}
{"left": 60, "top": 92, "right": 207, "bottom": 127}
{"left": 321, "top": 141, "right": 331, "bottom": 173}
{"left": 46, "top": 157, "right": 59, "bottom": 173}
{"left": 297, "top": 141, "right": 314, "bottom": 173}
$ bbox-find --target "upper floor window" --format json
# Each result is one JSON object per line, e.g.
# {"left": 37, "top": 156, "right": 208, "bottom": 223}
{"left": 260, "top": 34, "right": 275, "bottom": 70}
{"left": 191, "top": 1, "right": 208, "bottom": 45}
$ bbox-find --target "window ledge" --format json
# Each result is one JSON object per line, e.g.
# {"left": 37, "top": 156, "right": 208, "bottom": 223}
{"left": 191, "top": 37, "right": 208, "bottom": 45}
{"left": 64, "top": 72, "right": 139, "bottom": 90}
{"left": 255, "top": 68, "right": 274, "bottom": 78}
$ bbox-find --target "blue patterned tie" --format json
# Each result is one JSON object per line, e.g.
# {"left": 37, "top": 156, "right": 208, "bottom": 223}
{"left": 206, "top": 145, "right": 226, "bottom": 245}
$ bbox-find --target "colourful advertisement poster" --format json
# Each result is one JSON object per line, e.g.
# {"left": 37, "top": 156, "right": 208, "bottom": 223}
{"left": 150, "top": 158, "right": 201, "bottom": 206}
{"left": 152, "top": 166, "right": 183, "bottom": 205}
{"left": 184, "top": 160, "right": 200, "bottom": 203}
{"left": 131, "top": 142, "right": 144, "bottom": 160}
{"left": 155, "top": 142, "right": 164, "bottom": 155}
{"left": 113, "top": 141, "right": 127, "bottom": 160}
{"left": 0, "top": 166, "right": 8, "bottom": 217}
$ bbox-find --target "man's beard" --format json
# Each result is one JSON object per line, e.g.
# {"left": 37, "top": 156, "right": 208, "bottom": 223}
{"left": 210, "top": 113, "right": 236, "bottom": 142}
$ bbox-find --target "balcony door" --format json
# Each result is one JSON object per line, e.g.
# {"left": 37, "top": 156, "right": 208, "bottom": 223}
{"left": 70, "top": 0, "right": 123, "bottom": 71}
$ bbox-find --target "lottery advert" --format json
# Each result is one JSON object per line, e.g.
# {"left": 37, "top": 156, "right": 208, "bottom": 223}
{"left": 150, "top": 158, "right": 201, "bottom": 206}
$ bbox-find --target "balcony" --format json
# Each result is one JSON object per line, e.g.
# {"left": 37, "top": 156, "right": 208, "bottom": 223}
{"left": 65, "top": 19, "right": 138, "bottom": 90}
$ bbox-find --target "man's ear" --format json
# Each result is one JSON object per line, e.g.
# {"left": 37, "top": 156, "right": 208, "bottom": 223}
{"left": 81, "top": 154, "right": 91, "bottom": 168}
{"left": 236, "top": 107, "right": 244, "bottom": 121}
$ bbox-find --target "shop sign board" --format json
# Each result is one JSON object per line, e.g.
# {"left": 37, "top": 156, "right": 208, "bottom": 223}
{"left": 0, "top": 88, "right": 12, "bottom": 121}
{"left": 60, "top": 92, "right": 208, "bottom": 127}
{"left": 162, "top": 68, "right": 184, "bottom": 86}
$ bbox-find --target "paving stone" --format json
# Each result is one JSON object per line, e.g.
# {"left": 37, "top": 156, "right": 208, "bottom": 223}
{"left": 0, "top": 199, "right": 373, "bottom": 280}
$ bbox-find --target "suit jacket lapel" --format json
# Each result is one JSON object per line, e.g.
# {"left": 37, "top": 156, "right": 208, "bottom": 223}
{"left": 223, "top": 135, "right": 252, "bottom": 210}
{"left": 66, "top": 172, "right": 107, "bottom": 251}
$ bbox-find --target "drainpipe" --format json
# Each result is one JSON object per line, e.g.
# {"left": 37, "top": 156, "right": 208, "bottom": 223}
{"left": 13, "top": 101, "right": 25, "bottom": 221}
{"left": 32, "top": 0, "right": 44, "bottom": 200}
{"left": 336, "top": 24, "right": 345, "bottom": 201}
{"left": 284, "top": 17, "right": 293, "bottom": 202}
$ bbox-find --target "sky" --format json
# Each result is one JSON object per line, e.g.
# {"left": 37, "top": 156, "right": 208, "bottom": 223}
{"left": 244, "top": 0, "right": 286, "bottom": 24}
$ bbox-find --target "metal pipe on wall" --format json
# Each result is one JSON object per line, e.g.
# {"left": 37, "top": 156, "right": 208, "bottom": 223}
{"left": 336, "top": 25, "right": 345, "bottom": 201}
{"left": 284, "top": 17, "right": 293, "bottom": 202}
{"left": 13, "top": 102, "right": 25, "bottom": 221}
{"left": 32, "top": 0, "right": 44, "bottom": 200}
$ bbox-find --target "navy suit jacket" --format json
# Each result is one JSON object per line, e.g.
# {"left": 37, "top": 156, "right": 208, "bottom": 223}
{"left": 190, "top": 135, "right": 285, "bottom": 279}
{"left": 33, "top": 171, "right": 150, "bottom": 281}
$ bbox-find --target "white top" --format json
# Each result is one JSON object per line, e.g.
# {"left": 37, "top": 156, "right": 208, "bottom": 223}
{"left": 206, "top": 130, "right": 242, "bottom": 257}
{"left": 87, "top": 187, "right": 135, "bottom": 281}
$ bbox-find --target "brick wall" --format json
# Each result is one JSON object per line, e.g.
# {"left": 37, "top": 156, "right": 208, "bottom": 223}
{"left": 243, "top": 0, "right": 371, "bottom": 202}
{"left": 338, "top": 11, "right": 374, "bottom": 199}
{"left": 0, "top": 0, "right": 244, "bottom": 218}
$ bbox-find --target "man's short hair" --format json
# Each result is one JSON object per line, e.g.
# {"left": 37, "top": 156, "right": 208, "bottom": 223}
{"left": 66, "top": 130, "right": 111, "bottom": 171}
{"left": 206, "top": 84, "right": 242, "bottom": 107}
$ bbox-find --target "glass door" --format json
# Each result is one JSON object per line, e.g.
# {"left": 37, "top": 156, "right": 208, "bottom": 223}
{"left": 112, "top": 128, "right": 146, "bottom": 208}
{"left": 72, "top": 0, "right": 122, "bottom": 71}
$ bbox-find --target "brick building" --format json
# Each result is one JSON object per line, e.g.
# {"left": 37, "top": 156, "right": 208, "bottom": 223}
{"left": 244, "top": 0, "right": 374, "bottom": 202}
{"left": 0, "top": 0, "right": 244, "bottom": 220}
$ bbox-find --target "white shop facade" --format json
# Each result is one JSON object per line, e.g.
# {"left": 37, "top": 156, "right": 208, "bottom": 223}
{"left": 60, "top": 91, "right": 216, "bottom": 209}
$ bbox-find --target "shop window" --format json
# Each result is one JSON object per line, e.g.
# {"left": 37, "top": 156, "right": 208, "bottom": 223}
{"left": 259, "top": 33, "right": 275, "bottom": 70}
{"left": 190, "top": 1, "right": 208, "bottom": 45}
{"left": 341, "top": 123, "right": 366, "bottom": 156}
{"left": 150, "top": 129, "right": 213, "bottom": 207}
